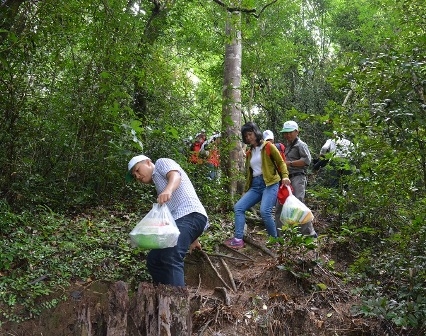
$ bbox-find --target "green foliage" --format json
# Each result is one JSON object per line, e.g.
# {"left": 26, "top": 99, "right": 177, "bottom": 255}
{"left": 0, "top": 200, "right": 18, "bottom": 236}
{"left": 0, "top": 173, "right": 232, "bottom": 324}
{"left": 328, "top": 0, "right": 395, "bottom": 54}
{"left": 0, "top": 206, "right": 151, "bottom": 324}
{"left": 275, "top": 225, "right": 317, "bottom": 251}
{"left": 197, "top": 214, "right": 234, "bottom": 254}
{"left": 272, "top": 226, "right": 318, "bottom": 281}
{"left": 312, "top": 42, "right": 425, "bottom": 332}
{"left": 349, "top": 213, "right": 426, "bottom": 328}
{"left": 0, "top": 0, "right": 225, "bottom": 213}
{"left": 0, "top": 0, "right": 425, "bottom": 332}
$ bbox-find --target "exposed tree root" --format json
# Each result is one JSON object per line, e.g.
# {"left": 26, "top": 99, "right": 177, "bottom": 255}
{"left": 207, "top": 252, "right": 252, "bottom": 261}
{"left": 213, "top": 287, "right": 230, "bottom": 306}
{"left": 243, "top": 235, "right": 277, "bottom": 258}
{"left": 197, "top": 318, "right": 213, "bottom": 336}
{"left": 199, "top": 250, "right": 233, "bottom": 291}
{"left": 221, "top": 244, "right": 255, "bottom": 261}
{"left": 219, "top": 258, "right": 237, "bottom": 292}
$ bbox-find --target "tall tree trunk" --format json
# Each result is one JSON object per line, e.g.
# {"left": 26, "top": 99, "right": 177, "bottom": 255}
{"left": 221, "top": 10, "right": 244, "bottom": 201}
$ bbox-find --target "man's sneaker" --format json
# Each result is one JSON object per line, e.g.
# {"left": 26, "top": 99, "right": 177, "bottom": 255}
{"left": 224, "top": 237, "right": 244, "bottom": 249}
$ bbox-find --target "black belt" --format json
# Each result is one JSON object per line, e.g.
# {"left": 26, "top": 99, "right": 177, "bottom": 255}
{"left": 289, "top": 172, "right": 305, "bottom": 178}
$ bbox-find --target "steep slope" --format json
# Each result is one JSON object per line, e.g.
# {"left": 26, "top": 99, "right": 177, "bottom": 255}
{"left": 1, "top": 221, "right": 384, "bottom": 336}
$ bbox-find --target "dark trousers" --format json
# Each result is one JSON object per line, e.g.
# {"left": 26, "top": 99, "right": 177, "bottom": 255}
{"left": 146, "top": 212, "right": 206, "bottom": 287}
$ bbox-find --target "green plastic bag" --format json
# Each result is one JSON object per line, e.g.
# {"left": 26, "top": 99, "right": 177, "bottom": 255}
{"left": 129, "top": 203, "right": 180, "bottom": 250}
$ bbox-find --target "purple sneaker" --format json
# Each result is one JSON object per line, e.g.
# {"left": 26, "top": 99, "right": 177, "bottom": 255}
{"left": 224, "top": 238, "right": 244, "bottom": 249}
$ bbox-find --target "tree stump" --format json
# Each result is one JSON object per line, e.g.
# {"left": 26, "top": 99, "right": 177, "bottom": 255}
{"left": 107, "top": 281, "right": 129, "bottom": 336}
{"left": 102, "top": 281, "right": 191, "bottom": 336}
{"left": 128, "top": 282, "right": 158, "bottom": 335}
{"left": 73, "top": 281, "right": 191, "bottom": 335}
{"left": 157, "top": 285, "right": 191, "bottom": 336}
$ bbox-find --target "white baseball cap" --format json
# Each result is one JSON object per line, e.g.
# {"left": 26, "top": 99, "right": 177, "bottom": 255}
{"left": 280, "top": 120, "right": 299, "bottom": 133}
{"left": 263, "top": 130, "right": 274, "bottom": 141}
{"left": 126, "top": 155, "right": 150, "bottom": 182}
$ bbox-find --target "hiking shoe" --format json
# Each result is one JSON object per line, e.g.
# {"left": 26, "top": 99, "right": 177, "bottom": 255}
{"left": 224, "top": 237, "right": 244, "bottom": 249}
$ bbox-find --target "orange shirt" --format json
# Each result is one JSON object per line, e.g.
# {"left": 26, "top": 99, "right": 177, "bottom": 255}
{"left": 206, "top": 147, "right": 220, "bottom": 167}
{"left": 189, "top": 141, "right": 204, "bottom": 164}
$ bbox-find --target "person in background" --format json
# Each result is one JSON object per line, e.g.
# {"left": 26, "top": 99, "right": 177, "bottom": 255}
{"left": 126, "top": 154, "right": 208, "bottom": 287}
{"left": 263, "top": 129, "right": 274, "bottom": 143}
{"left": 263, "top": 129, "right": 275, "bottom": 148}
{"left": 275, "top": 120, "right": 317, "bottom": 238}
{"left": 224, "top": 122, "right": 291, "bottom": 249}
{"left": 313, "top": 131, "right": 354, "bottom": 188}
{"left": 200, "top": 133, "right": 221, "bottom": 180}
{"left": 263, "top": 130, "right": 286, "bottom": 163}
{"left": 188, "top": 131, "right": 206, "bottom": 164}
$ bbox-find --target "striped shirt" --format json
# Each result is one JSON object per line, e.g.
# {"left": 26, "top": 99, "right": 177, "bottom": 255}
{"left": 152, "top": 158, "right": 209, "bottom": 229}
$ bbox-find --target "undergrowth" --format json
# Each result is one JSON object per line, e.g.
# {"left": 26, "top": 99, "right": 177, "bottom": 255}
{"left": 0, "top": 179, "right": 230, "bottom": 326}
{"left": 310, "top": 178, "right": 426, "bottom": 334}
{"left": 0, "top": 204, "right": 150, "bottom": 324}
{"left": 348, "top": 213, "right": 426, "bottom": 330}
{"left": 1, "top": 174, "right": 426, "bottom": 335}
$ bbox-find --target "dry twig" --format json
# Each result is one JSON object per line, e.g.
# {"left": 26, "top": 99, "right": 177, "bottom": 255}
{"left": 219, "top": 258, "right": 237, "bottom": 292}
{"left": 221, "top": 244, "right": 255, "bottom": 261}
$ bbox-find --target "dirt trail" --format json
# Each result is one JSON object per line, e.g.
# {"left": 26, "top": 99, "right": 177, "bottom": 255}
{"left": 185, "top": 230, "right": 375, "bottom": 336}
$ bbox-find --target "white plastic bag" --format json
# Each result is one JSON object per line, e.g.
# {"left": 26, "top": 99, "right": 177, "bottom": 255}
{"left": 280, "top": 186, "right": 314, "bottom": 226}
{"left": 129, "top": 203, "right": 180, "bottom": 250}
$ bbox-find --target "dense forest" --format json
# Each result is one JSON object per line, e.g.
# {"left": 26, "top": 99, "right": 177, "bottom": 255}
{"left": 1, "top": 0, "right": 425, "bottom": 334}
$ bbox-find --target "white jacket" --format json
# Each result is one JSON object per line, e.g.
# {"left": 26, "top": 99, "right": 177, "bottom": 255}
{"left": 320, "top": 137, "right": 353, "bottom": 158}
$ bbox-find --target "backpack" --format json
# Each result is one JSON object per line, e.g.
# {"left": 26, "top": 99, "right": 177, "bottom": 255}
{"left": 265, "top": 141, "right": 287, "bottom": 177}
{"left": 265, "top": 141, "right": 286, "bottom": 162}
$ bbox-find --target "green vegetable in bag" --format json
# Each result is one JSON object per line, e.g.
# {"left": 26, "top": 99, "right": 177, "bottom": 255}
{"left": 280, "top": 186, "right": 314, "bottom": 226}
{"left": 129, "top": 203, "right": 180, "bottom": 249}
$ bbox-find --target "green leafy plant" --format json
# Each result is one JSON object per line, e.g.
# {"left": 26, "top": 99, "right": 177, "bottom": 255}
{"left": 272, "top": 225, "right": 318, "bottom": 280}
{"left": 0, "top": 206, "right": 151, "bottom": 323}
{"left": 349, "top": 214, "right": 426, "bottom": 329}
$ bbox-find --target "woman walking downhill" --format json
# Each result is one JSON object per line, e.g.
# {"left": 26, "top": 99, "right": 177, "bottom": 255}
{"left": 224, "top": 122, "right": 291, "bottom": 249}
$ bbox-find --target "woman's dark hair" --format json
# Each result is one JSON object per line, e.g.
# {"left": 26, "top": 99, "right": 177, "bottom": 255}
{"left": 241, "top": 121, "right": 263, "bottom": 145}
